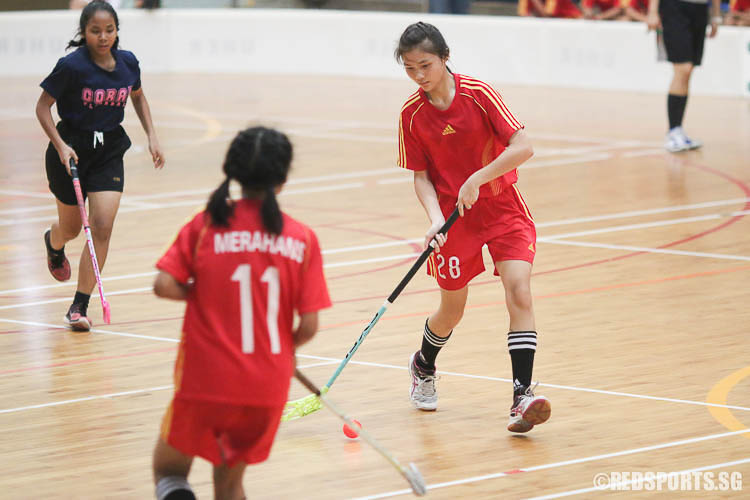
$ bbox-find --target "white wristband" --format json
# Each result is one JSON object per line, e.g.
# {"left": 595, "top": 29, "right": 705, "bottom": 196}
{"left": 711, "top": 16, "right": 722, "bottom": 24}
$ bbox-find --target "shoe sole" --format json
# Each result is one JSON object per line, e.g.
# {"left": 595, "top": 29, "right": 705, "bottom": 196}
{"left": 522, "top": 397, "right": 551, "bottom": 426}
{"left": 64, "top": 316, "right": 92, "bottom": 332}
{"left": 507, "top": 418, "right": 534, "bottom": 433}
{"left": 409, "top": 352, "right": 437, "bottom": 411}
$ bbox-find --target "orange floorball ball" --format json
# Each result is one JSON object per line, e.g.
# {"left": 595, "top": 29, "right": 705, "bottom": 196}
{"left": 343, "top": 419, "right": 362, "bottom": 439}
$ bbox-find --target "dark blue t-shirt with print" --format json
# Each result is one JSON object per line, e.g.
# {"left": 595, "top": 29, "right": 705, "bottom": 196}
{"left": 40, "top": 47, "right": 141, "bottom": 132}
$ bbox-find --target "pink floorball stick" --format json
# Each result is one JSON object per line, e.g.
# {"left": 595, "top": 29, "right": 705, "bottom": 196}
{"left": 69, "top": 158, "right": 111, "bottom": 324}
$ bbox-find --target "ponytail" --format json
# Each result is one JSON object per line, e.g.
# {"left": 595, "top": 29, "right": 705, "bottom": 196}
{"left": 260, "top": 187, "right": 283, "bottom": 235}
{"left": 213, "top": 126, "right": 292, "bottom": 232}
{"left": 207, "top": 178, "right": 233, "bottom": 227}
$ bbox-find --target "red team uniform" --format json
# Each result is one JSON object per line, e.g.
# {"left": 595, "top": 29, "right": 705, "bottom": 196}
{"left": 157, "top": 199, "right": 331, "bottom": 465}
{"left": 730, "top": 0, "right": 750, "bottom": 13}
{"left": 518, "top": 0, "right": 583, "bottom": 17}
{"left": 398, "top": 73, "right": 536, "bottom": 291}
{"left": 582, "top": 0, "right": 620, "bottom": 11}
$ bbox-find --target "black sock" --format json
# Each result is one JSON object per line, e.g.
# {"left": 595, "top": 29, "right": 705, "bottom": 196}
{"left": 667, "top": 94, "right": 688, "bottom": 130}
{"left": 508, "top": 331, "right": 537, "bottom": 396}
{"left": 73, "top": 292, "right": 91, "bottom": 315}
{"left": 417, "top": 318, "right": 451, "bottom": 371}
{"left": 45, "top": 230, "right": 64, "bottom": 254}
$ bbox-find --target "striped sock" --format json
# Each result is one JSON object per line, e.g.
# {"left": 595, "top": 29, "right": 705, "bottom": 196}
{"left": 418, "top": 319, "right": 451, "bottom": 371}
{"left": 508, "top": 331, "right": 537, "bottom": 395}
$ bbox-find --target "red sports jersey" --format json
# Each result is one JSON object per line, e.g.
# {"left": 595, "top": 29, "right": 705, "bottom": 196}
{"left": 730, "top": 0, "right": 750, "bottom": 12}
{"left": 157, "top": 199, "right": 331, "bottom": 406}
{"left": 518, "top": 0, "right": 582, "bottom": 17}
{"left": 622, "top": 0, "right": 648, "bottom": 12}
{"left": 398, "top": 73, "right": 523, "bottom": 199}
{"left": 582, "top": 0, "right": 619, "bottom": 10}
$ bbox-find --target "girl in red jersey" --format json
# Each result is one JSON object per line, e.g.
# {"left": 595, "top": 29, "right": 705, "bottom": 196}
{"left": 396, "top": 22, "right": 550, "bottom": 434}
{"left": 151, "top": 127, "right": 331, "bottom": 500}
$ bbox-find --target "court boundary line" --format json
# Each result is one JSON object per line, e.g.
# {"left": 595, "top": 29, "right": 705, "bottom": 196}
{"left": 352, "top": 431, "right": 750, "bottom": 500}
{"left": 1, "top": 347, "right": 747, "bottom": 414}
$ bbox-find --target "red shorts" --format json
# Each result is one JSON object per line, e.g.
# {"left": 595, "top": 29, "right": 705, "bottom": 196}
{"left": 160, "top": 397, "right": 284, "bottom": 467}
{"left": 426, "top": 184, "right": 536, "bottom": 291}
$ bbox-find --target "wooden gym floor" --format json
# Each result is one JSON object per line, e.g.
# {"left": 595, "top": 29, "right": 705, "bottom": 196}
{"left": 0, "top": 73, "right": 748, "bottom": 499}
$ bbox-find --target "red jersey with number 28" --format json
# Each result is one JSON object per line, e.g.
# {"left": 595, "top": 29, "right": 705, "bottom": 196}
{"left": 157, "top": 199, "right": 331, "bottom": 406}
{"left": 398, "top": 73, "right": 524, "bottom": 199}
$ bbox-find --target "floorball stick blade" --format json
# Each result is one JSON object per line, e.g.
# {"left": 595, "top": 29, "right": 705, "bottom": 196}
{"left": 102, "top": 300, "right": 111, "bottom": 324}
{"left": 405, "top": 462, "right": 427, "bottom": 496}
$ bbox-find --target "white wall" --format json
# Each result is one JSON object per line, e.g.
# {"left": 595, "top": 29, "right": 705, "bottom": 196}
{"left": 0, "top": 8, "right": 748, "bottom": 97}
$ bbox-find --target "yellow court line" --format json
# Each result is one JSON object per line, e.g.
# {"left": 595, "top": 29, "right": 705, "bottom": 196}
{"left": 158, "top": 102, "right": 223, "bottom": 144}
{"left": 707, "top": 366, "right": 750, "bottom": 437}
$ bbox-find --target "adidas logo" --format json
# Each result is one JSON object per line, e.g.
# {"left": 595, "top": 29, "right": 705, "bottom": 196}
{"left": 442, "top": 124, "right": 456, "bottom": 135}
{"left": 528, "top": 243, "right": 536, "bottom": 253}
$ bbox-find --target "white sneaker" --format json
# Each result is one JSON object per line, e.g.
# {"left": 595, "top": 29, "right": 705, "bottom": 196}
{"left": 408, "top": 351, "right": 438, "bottom": 411}
{"left": 507, "top": 384, "right": 551, "bottom": 433}
{"left": 665, "top": 126, "right": 702, "bottom": 153}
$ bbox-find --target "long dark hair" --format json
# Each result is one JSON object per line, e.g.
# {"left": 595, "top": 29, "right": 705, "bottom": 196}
{"left": 394, "top": 22, "right": 450, "bottom": 64}
{"left": 207, "top": 127, "right": 293, "bottom": 234}
{"left": 67, "top": 1, "right": 120, "bottom": 51}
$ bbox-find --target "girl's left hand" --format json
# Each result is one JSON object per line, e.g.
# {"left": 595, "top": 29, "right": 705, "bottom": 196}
{"left": 457, "top": 177, "right": 480, "bottom": 217}
{"left": 149, "top": 137, "right": 165, "bottom": 169}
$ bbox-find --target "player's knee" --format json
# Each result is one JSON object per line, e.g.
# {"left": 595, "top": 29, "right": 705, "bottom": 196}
{"left": 155, "top": 476, "right": 195, "bottom": 500}
{"left": 90, "top": 219, "right": 115, "bottom": 241}
{"left": 59, "top": 223, "right": 82, "bottom": 241}
{"left": 435, "top": 306, "right": 464, "bottom": 329}
{"left": 507, "top": 284, "right": 533, "bottom": 312}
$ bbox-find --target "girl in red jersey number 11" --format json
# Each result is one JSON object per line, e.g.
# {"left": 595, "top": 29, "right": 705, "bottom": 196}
{"left": 151, "top": 127, "right": 331, "bottom": 499}
{"left": 396, "top": 22, "right": 551, "bottom": 433}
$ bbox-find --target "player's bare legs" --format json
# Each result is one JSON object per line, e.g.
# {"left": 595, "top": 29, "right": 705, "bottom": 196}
{"left": 213, "top": 462, "right": 248, "bottom": 500}
{"left": 49, "top": 200, "right": 82, "bottom": 249}
{"left": 64, "top": 190, "right": 121, "bottom": 329}
{"left": 152, "top": 437, "right": 195, "bottom": 499}
{"left": 496, "top": 259, "right": 550, "bottom": 432}
{"left": 496, "top": 260, "right": 535, "bottom": 331}
{"left": 76, "top": 191, "right": 121, "bottom": 294}
{"left": 669, "top": 62, "right": 693, "bottom": 95}
{"left": 429, "top": 286, "right": 469, "bottom": 335}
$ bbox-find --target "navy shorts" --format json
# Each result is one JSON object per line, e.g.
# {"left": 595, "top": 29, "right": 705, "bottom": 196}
{"left": 45, "top": 121, "right": 131, "bottom": 206}
{"left": 659, "top": 0, "right": 708, "bottom": 66}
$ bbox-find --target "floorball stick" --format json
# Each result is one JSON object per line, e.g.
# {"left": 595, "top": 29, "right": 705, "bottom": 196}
{"left": 69, "top": 158, "right": 111, "bottom": 324}
{"left": 282, "top": 207, "right": 459, "bottom": 421}
{"left": 294, "top": 369, "right": 427, "bottom": 496}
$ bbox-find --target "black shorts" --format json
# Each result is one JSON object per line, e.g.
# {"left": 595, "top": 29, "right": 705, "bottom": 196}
{"left": 659, "top": 0, "right": 708, "bottom": 66}
{"left": 45, "top": 121, "right": 131, "bottom": 206}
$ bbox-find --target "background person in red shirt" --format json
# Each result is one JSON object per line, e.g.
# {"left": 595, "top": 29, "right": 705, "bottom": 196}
{"left": 395, "top": 22, "right": 551, "bottom": 434}
{"left": 582, "top": 0, "right": 624, "bottom": 19}
{"left": 622, "top": 0, "right": 649, "bottom": 21}
{"left": 151, "top": 127, "right": 331, "bottom": 500}
{"left": 726, "top": 0, "right": 750, "bottom": 25}
{"left": 518, "top": 0, "right": 583, "bottom": 18}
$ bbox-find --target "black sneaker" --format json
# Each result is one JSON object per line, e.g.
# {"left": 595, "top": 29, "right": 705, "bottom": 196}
{"left": 44, "top": 229, "right": 71, "bottom": 282}
{"left": 64, "top": 303, "right": 92, "bottom": 331}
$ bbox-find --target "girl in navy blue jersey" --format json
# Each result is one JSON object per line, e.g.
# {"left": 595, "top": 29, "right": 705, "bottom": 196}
{"left": 36, "top": 1, "right": 164, "bottom": 330}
